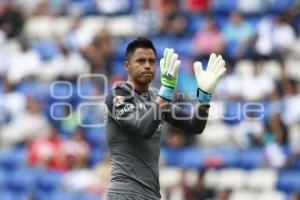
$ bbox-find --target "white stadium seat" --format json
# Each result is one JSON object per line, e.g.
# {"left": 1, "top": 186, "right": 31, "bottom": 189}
{"left": 197, "top": 121, "right": 230, "bottom": 147}
{"left": 204, "top": 169, "right": 220, "bottom": 189}
{"left": 217, "top": 168, "right": 247, "bottom": 190}
{"left": 246, "top": 168, "right": 277, "bottom": 190}
{"left": 256, "top": 191, "right": 285, "bottom": 200}
{"left": 159, "top": 167, "right": 181, "bottom": 188}
{"left": 230, "top": 190, "right": 255, "bottom": 200}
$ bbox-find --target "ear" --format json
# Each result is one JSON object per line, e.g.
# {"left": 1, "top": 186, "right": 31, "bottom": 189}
{"left": 124, "top": 60, "right": 129, "bottom": 72}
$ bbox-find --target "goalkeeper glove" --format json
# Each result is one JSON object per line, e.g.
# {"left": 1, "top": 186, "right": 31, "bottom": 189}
{"left": 193, "top": 53, "right": 226, "bottom": 103}
{"left": 158, "top": 48, "right": 181, "bottom": 100}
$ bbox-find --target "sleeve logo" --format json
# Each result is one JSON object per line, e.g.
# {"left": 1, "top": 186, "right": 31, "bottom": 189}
{"left": 113, "top": 96, "right": 125, "bottom": 107}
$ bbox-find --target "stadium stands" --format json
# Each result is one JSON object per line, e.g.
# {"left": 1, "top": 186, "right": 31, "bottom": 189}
{"left": 0, "top": 0, "right": 300, "bottom": 199}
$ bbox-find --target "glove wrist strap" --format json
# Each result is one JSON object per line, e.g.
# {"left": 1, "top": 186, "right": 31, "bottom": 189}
{"left": 159, "top": 85, "right": 174, "bottom": 101}
{"left": 197, "top": 88, "right": 212, "bottom": 103}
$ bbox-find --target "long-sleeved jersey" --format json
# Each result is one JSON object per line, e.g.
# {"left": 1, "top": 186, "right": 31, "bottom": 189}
{"left": 105, "top": 83, "right": 208, "bottom": 200}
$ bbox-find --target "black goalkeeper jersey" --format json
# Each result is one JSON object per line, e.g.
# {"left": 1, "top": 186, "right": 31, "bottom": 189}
{"left": 105, "top": 83, "right": 208, "bottom": 200}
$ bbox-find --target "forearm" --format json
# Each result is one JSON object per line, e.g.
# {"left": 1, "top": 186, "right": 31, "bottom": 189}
{"left": 165, "top": 103, "right": 209, "bottom": 134}
{"left": 118, "top": 97, "right": 172, "bottom": 139}
{"left": 188, "top": 103, "right": 209, "bottom": 133}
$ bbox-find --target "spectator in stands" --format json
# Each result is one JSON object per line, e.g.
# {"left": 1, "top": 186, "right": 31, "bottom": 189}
{"left": 163, "top": 126, "right": 195, "bottom": 148}
{"left": 1, "top": 95, "right": 49, "bottom": 147}
{"left": 55, "top": 103, "right": 79, "bottom": 136}
{"left": 63, "top": 164, "right": 97, "bottom": 192}
{"left": 28, "top": 124, "right": 67, "bottom": 170}
{"left": 194, "top": 17, "right": 224, "bottom": 63}
{"left": 63, "top": 127, "right": 90, "bottom": 169}
{"left": 64, "top": 17, "right": 92, "bottom": 51}
{"left": 6, "top": 39, "right": 41, "bottom": 84}
{"left": 272, "top": 15, "right": 296, "bottom": 56}
{"left": 213, "top": 189, "right": 231, "bottom": 200}
{"left": 265, "top": 112, "right": 288, "bottom": 145}
{"left": 237, "top": 116, "right": 265, "bottom": 147}
{"left": 49, "top": 43, "right": 90, "bottom": 79}
{"left": 158, "top": 0, "right": 188, "bottom": 37}
{"left": 0, "top": 77, "right": 26, "bottom": 120}
{"left": 134, "top": 0, "right": 161, "bottom": 36}
{"left": 183, "top": 0, "right": 210, "bottom": 12}
{"left": 93, "top": 158, "right": 111, "bottom": 195}
{"left": 81, "top": 28, "right": 114, "bottom": 75}
{"left": 291, "top": 192, "right": 300, "bottom": 200}
{"left": 14, "top": 0, "right": 66, "bottom": 16}
{"left": 184, "top": 169, "right": 214, "bottom": 200}
{"left": 264, "top": 141, "right": 287, "bottom": 168}
{"left": 254, "top": 14, "right": 296, "bottom": 68}
{"left": 96, "top": 0, "right": 131, "bottom": 15}
{"left": 237, "top": 0, "right": 266, "bottom": 14}
{"left": 215, "top": 63, "right": 242, "bottom": 101}
{"left": 240, "top": 62, "right": 275, "bottom": 102}
{"left": 63, "top": 160, "right": 111, "bottom": 198}
{"left": 0, "top": 1, "right": 24, "bottom": 38}
{"left": 263, "top": 110, "right": 289, "bottom": 168}
{"left": 281, "top": 79, "right": 300, "bottom": 126}
{"left": 222, "top": 11, "right": 254, "bottom": 63}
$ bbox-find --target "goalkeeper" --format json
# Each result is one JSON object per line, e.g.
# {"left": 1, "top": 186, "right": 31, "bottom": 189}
{"left": 105, "top": 37, "right": 226, "bottom": 200}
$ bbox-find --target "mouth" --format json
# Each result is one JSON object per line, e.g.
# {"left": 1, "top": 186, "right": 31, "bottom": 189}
{"left": 141, "top": 72, "right": 153, "bottom": 77}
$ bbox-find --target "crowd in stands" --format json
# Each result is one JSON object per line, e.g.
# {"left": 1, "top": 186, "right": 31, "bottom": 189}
{"left": 0, "top": 0, "right": 300, "bottom": 199}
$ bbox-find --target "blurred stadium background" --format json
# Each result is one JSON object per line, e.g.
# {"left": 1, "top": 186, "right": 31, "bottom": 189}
{"left": 1, "top": 0, "right": 300, "bottom": 199}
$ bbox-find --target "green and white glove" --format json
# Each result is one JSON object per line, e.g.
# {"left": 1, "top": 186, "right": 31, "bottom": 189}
{"left": 193, "top": 53, "right": 226, "bottom": 103}
{"left": 158, "top": 48, "right": 181, "bottom": 100}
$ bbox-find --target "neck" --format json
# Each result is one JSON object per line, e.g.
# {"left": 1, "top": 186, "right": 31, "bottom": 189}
{"left": 127, "top": 78, "right": 149, "bottom": 93}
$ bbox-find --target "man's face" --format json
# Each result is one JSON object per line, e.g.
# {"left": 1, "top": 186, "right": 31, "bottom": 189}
{"left": 125, "top": 48, "right": 156, "bottom": 85}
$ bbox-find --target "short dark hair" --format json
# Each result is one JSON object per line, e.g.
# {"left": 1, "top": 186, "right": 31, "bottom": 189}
{"left": 125, "top": 37, "right": 156, "bottom": 60}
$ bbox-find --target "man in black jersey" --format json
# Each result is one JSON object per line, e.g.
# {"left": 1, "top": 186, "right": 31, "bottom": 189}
{"left": 105, "top": 37, "right": 226, "bottom": 200}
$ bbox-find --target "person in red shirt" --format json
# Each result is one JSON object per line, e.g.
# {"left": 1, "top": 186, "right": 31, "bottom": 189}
{"left": 27, "top": 124, "right": 67, "bottom": 170}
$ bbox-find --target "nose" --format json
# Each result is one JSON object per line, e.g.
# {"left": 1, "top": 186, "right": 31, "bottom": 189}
{"left": 144, "top": 61, "right": 151, "bottom": 70}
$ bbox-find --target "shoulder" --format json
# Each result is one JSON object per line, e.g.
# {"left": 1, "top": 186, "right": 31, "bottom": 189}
{"left": 105, "top": 83, "right": 135, "bottom": 109}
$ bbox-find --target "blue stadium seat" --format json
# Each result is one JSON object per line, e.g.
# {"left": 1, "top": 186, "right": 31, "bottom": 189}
{"left": 7, "top": 167, "right": 39, "bottom": 193}
{"left": 85, "top": 127, "right": 105, "bottom": 146}
{"left": 238, "top": 148, "right": 263, "bottom": 169}
{"left": 293, "top": 157, "right": 300, "bottom": 169}
{"left": 180, "top": 147, "right": 205, "bottom": 169}
{"left": 114, "top": 38, "right": 131, "bottom": 60}
{"left": 0, "top": 190, "right": 14, "bottom": 200}
{"left": 49, "top": 190, "right": 78, "bottom": 200}
{"left": 161, "top": 147, "right": 187, "bottom": 167}
{"left": 33, "top": 39, "right": 59, "bottom": 60}
{"left": 222, "top": 101, "right": 242, "bottom": 125}
{"left": 77, "top": 79, "right": 97, "bottom": 98}
{"left": 50, "top": 81, "right": 73, "bottom": 100}
{"left": 214, "top": 147, "right": 239, "bottom": 167}
{"left": 0, "top": 169, "right": 8, "bottom": 189}
{"left": 88, "top": 146, "right": 106, "bottom": 166}
{"left": 151, "top": 37, "right": 170, "bottom": 56}
{"left": 186, "top": 14, "right": 204, "bottom": 35}
{"left": 214, "top": 14, "right": 229, "bottom": 29}
{"left": 0, "top": 191, "right": 27, "bottom": 200}
{"left": 37, "top": 170, "right": 63, "bottom": 193}
{"left": 277, "top": 170, "right": 300, "bottom": 192}
{"left": 175, "top": 38, "right": 193, "bottom": 57}
{"left": 78, "top": 193, "right": 101, "bottom": 200}
{"left": 268, "top": 0, "right": 294, "bottom": 13}
{"left": 212, "top": 0, "right": 237, "bottom": 13}
{"left": 67, "top": 0, "right": 98, "bottom": 15}
{"left": 111, "top": 60, "right": 127, "bottom": 77}
{"left": 0, "top": 148, "right": 26, "bottom": 170}
{"left": 15, "top": 80, "right": 48, "bottom": 101}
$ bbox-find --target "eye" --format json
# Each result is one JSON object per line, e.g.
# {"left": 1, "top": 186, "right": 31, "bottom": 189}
{"left": 149, "top": 59, "right": 156, "bottom": 65}
{"left": 136, "top": 58, "right": 146, "bottom": 64}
